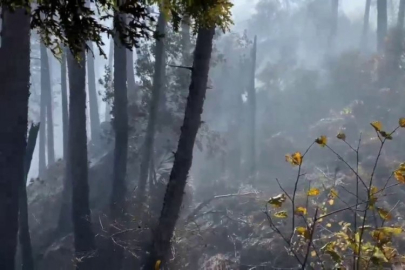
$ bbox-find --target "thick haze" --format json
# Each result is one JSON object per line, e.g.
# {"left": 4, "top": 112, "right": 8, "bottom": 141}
{"left": 27, "top": 0, "right": 402, "bottom": 182}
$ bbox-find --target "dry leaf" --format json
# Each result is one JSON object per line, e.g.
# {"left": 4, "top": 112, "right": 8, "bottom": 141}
{"left": 155, "top": 260, "right": 162, "bottom": 270}
{"left": 268, "top": 194, "right": 287, "bottom": 208}
{"left": 377, "top": 207, "right": 393, "bottom": 221}
{"left": 337, "top": 132, "right": 346, "bottom": 141}
{"left": 399, "top": 118, "right": 405, "bottom": 127}
{"left": 307, "top": 188, "right": 320, "bottom": 196}
{"left": 285, "top": 152, "right": 303, "bottom": 166}
{"left": 295, "top": 206, "right": 307, "bottom": 216}
{"left": 315, "top": 135, "right": 327, "bottom": 147}
{"left": 274, "top": 211, "right": 288, "bottom": 218}
{"left": 371, "top": 121, "right": 382, "bottom": 132}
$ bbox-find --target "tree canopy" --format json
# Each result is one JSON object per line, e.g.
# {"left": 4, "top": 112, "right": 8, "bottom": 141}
{"left": 0, "top": 0, "right": 233, "bottom": 57}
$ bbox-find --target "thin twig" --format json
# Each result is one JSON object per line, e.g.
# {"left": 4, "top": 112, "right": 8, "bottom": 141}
{"left": 302, "top": 208, "right": 319, "bottom": 270}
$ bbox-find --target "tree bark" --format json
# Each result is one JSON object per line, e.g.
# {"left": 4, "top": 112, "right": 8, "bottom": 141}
{"left": 39, "top": 45, "right": 47, "bottom": 178}
{"left": 137, "top": 11, "right": 166, "bottom": 204}
{"left": 377, "top": 0, "right": 388, "bottom": 53}
{"left": 248, "top": 36, "right": 257, "bottom": 184}
{"left": 0, "top": 6, "right": 30, "bottom": 270}
{"left": 19, "top": 124, "right": 40, "bottom": 270}
{"left": 61, "top": 48, "right": 69, "bottom": 159}
{"left": 87, "top": 42, "right": 101, "bottom": 145}
{"left": 144, "top": 26, "right": 215, "bottom": 268}
{"left": 108, "top": 8, "right": 129, "bottom": 269}
{"left": 105, "top": 36, "right": 114, "bottom": 123}
{"left": 360, "top": 0, "right": 371, "bottom": 51}
{"left": 181, "top": 16, "right": 191, "bottom": 65}
{"left": 41, "top": 43, "right": 55, "bottom": 165}
{"left": 126, "top": 25, "right": 137, "bottom": 96}
{"left": 67, "top": 50, "right": 96, "bottom": 270}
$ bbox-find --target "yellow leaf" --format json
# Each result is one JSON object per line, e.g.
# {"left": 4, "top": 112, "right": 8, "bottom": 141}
{"left": 328, "top": 199, "right": 334, "bottom": 205}
{"left": 295, "top": 206, "right": 307, "bottom": 215}
{"left": 394, "top": 170, "right": 405, "bottom": 184}
{"left": 315, "top": 135, "right": 327, "bottom": 147}
{"left": 311, "top": 250, "right": 316, "bottom": 257}
{"left": 399, "top": 118, "right": 405, "bottom": 127}
{"left": 370, "top": 186, "right": 378, "bottom": 209}
{"left": 382, "top": 246, "right": 397, "bottom": 260}
{"left": 337, "top": 132, "right": 346, "bottom": 141}
{"left": 268, "top": 193, "right": 286, "bottom": 208}
{"left": 307, "top": 188, "right": 320, "bottom": 196}
{"left": 371, "top": 248, "right": 389, "bottom": 264}
{"left": 377, "top": 207, "right": 393, "bottom": 221}
{"left": 155, "top": 260, "right": 161, "bottom": 270}
{"left": 274, "top": 211, "right": 288, "bottom": 218}
{"left": 371, "top": 121, "right": 382, "bottom": 132}
{"left": 296, "top": 226, "right": 310, "bottom": 239}
{"left": 285, "top": 152, "right": 303, "bottom": 166}
{"left": 326, "top": 223, "right": 332, "bottom": 228}
{"left": 379, "top": 227, "right": 403, "bottom": 235}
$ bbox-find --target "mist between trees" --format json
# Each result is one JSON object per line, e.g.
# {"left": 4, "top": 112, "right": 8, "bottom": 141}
{"left": 3, "top": 0, "right": 405, "bottom": 269}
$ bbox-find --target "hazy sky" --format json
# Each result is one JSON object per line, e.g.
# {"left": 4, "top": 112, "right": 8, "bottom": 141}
{"left": 231, "top": 0, "right": 367, "bottom": 24}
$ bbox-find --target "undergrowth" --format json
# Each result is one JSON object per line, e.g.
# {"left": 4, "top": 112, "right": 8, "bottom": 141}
{"left": 266, "top": 118, "right": 405, "bottom": 269}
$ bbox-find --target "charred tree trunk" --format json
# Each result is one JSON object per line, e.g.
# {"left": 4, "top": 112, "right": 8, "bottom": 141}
{"left": 105, "top": 36, "right": 114, "bottom": 122}
{"left": 67, "top": 50, "right": 96, "bottom": 269}
{"left": 360, "top": 0, "right": 371, "bottom": 51}
{"left": 137, "top": 12, "right": 166, "bottom": 204}
{"left": 108, "top": 8, "right": 129, "bottom": 269}
{"left": 41, "top": 44, "right": 55, "bottom": 165}
{"left": 61, "top": 48, "right": 69, "bottom": 159}
{"left": 248, "top": 36, "right": 257, "bottom": 184}
{"left": 87, "top": 42, "right": 101, "bottom": 146}
{"left": 144, "top": 26, "right": 215, "bottom": 268}
{"left": 0, "top": 6, "right": 30, "bottom": 270}
{"left": 377, "top": 0, "right": 388, "bottom": 53}
{"left": 19, "top": 124, "right": 40, "bottom": 270}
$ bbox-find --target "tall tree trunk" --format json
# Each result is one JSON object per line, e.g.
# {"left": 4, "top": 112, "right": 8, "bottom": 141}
{"left": 137, "top": 12, "right": 166, "bottom": 204}
{"left": 108, "top": 8, "right": 129, "bottom": 269}
{"left": 87, "top": 42, "right": 101, "bottom": 145}
{"left": 105, "top": 37, "right": 114, "bottom": 122}
{"left": 0, "top": 6, "right": 30, "bottom": 270}
{"left": 360, "top": 0, "right": 372, "bottom": 51}
{"left": 39, "top": 45, "right": 47, "bottom": 178}
{"left": 126, "top": 18, "right": 137, "bottom": 95}
{"left": 144, "top": 26, "right": 215, "bottom": 268}
{"left": 67, "top": 50, "right": 96, "bottom": 269}
{"left": 41, "top": 44, "right": 55, "bottom": 165}
{"left": 248, "top": 36, "right": 257, "bottom": 184}
{"left": 398, "top": 0, "right": 405, "bottom": 29}
{"left": 180, "top": 16, "right": 191, "bottom": 101}
{"left": 61, "top": 48, "right": 69, "bottom": 159}
{"left": 328, "top": 0, "right": 339, "bottom": 53}
{"left": 377, "top": 0, "right": 388, "bottom": 53}
{"left": 181, "top": 16, "right": 191, "bottom": 65}
{"left": 19, "top": 124, "right": 40, "bottom": 270}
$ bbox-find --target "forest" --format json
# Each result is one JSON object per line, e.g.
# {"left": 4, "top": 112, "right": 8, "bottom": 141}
{"left": 3, "top": 0, "right": 405, "bottom": 269}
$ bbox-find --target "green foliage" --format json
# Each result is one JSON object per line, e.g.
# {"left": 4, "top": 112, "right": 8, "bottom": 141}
{"left": 1, "top": 0, "right": 233, "bottom": 58}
